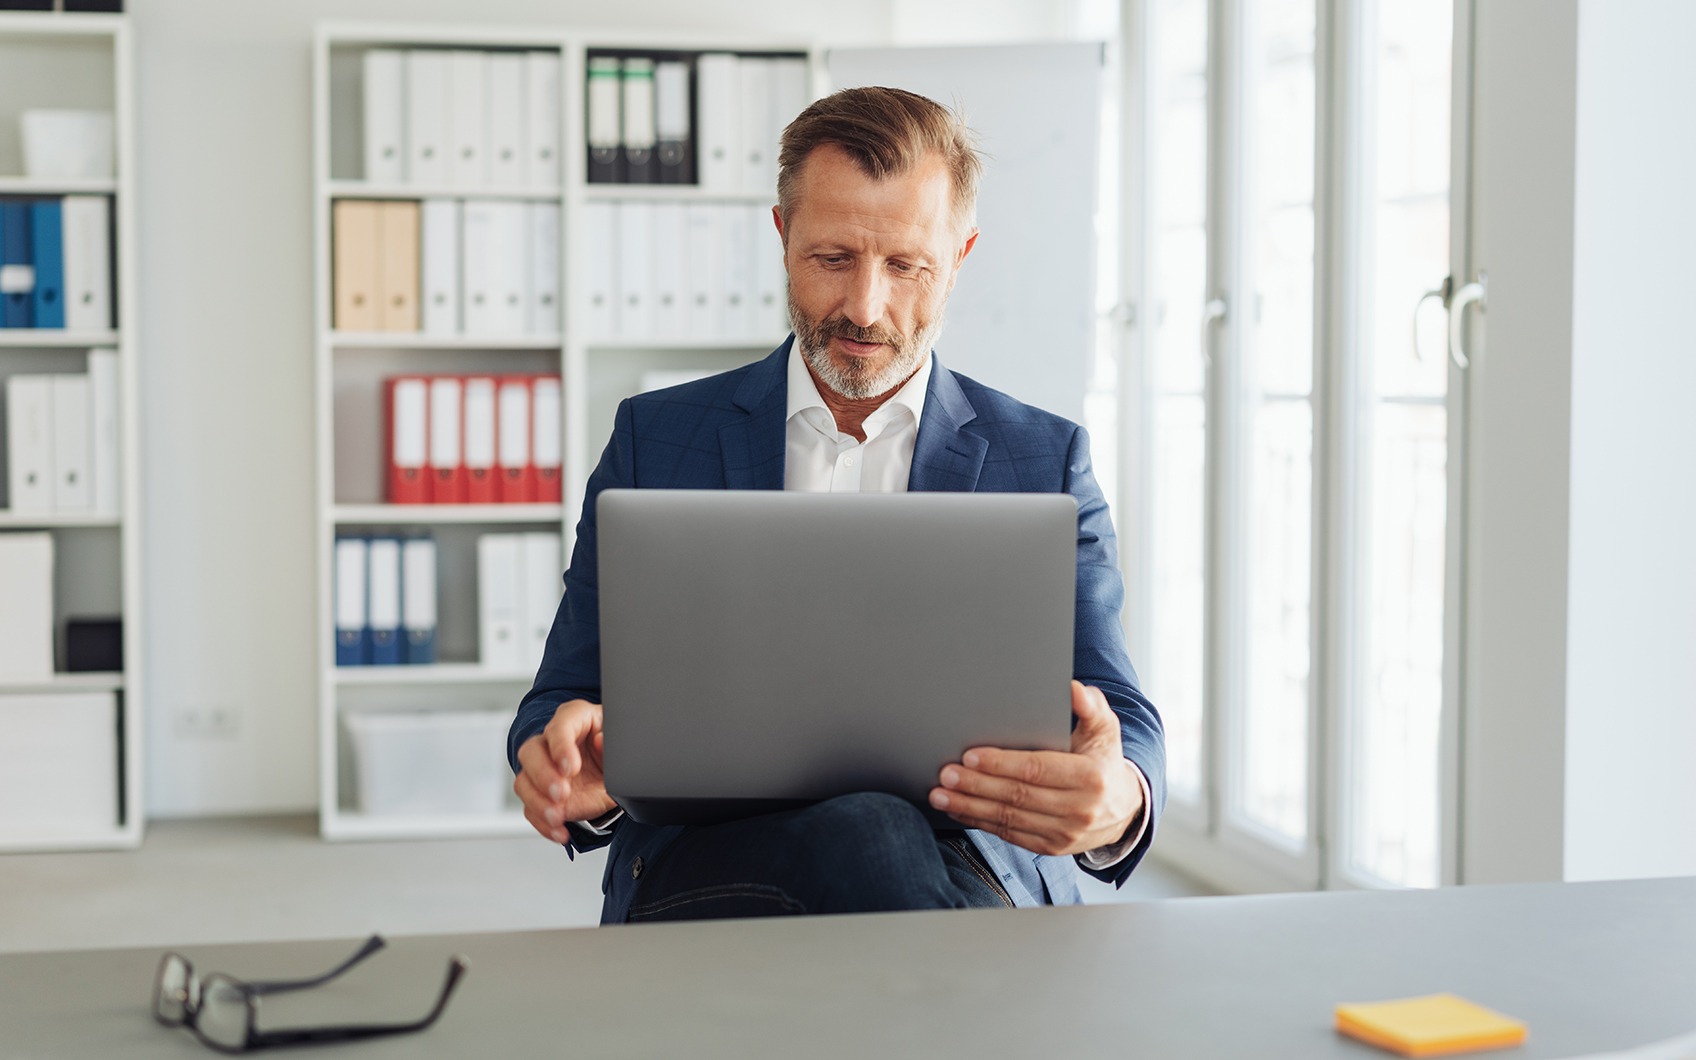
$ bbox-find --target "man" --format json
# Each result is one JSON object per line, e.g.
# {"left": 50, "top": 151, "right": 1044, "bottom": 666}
{"left": 508, "top": 86, "right": 1164, "bottom": 923}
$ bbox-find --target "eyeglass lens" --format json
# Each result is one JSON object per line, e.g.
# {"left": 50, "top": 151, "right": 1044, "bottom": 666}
{"left": 194, "top": 973, "right": 252, "bottom": 1052}
{"left": 154, "top": 952, "right": 194, "bottom": 1025}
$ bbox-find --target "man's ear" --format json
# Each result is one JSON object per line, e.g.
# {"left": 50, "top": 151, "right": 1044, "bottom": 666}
{"left": 947, "top": 227, "right": 980, "bottom": 291}
{"left": 772, "top": 205, "right": 789, "bottom": 270}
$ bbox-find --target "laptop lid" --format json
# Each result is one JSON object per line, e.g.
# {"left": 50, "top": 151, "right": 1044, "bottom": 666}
{"left": 597, "top": 489, "right": 1077, "bottom": 826}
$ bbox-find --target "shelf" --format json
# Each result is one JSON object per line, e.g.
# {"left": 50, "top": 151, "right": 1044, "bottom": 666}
{"left": 589, "top": 337, "right": 781, "bottom": 351}
{"left": 0, "top": 330, "right": 121, "bottom": 348}
{"left": 0, "top": 176, "right": 118, "bottom": 196}
{"left": 331, "top": 503, "right": 564, "bottom": 525}
{"left": 582, "top": 185, "right": 776, "bottom": 204}
{"left": 334, "top": 663, "right": 533, "bottom": 686}
{"left": 0, "top": 510, "right": 121, "bottom": 529}
{"left": 327, "top": 331, "right": 563, "bottom": 350}
{"left": 326, "top": 180, "right": 562, "bottom": 202}
{"left": 321, "top": 809, "right": 531, "bottom": 841}
{"left": 0, "top": 672, "right": 124, "bottom": 696}
{"left": 0, "top": 820, "right": 140, "bottom": 854}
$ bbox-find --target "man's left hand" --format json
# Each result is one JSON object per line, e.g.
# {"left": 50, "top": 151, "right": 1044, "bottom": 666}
{"left": 929, "top": 680, "right": 1144, "bottom": 857}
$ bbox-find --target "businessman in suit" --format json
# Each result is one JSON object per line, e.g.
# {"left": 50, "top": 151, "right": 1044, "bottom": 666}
{"left": 508, "top": 86, "right": 1165, "bottom": 923}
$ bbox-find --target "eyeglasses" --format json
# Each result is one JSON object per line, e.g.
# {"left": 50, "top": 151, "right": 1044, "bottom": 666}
{"left": 152, "top": 935, "right": 467, "bottom": 1054}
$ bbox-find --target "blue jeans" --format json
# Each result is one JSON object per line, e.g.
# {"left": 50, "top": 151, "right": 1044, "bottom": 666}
{"left": 621, "top": 792, "right": 1012, "bottom": 922}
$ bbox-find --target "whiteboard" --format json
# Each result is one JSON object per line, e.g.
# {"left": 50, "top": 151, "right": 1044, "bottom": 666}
{"left": 826, "top": 43, "right": 1104, "bottom": 424}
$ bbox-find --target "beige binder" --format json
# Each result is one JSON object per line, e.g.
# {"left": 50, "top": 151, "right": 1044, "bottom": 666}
{"left": 376, "top": 200, "right": 420, "bottom": 332}
{"left": 332, "top": 199, "right": 378, "bottom": 331}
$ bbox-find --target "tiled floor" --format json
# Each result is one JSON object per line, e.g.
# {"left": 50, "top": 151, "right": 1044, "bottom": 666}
{"left": 0, "top": 814, "right": 1217, "bottom": 955}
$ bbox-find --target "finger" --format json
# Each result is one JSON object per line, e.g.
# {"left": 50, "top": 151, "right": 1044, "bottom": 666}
{"left": 1070, "top": 681, "right": 1120, "bottom": 755}
{"left": 937, "top": 759, "right": 1086, "bottom": 818}
{"left": 545, "top": 700, "right": 600, "bottom": 776}
{"left": 515, "top": 777, "right": 569, "bottom": 843}
{"left": 516, "top": 734, "right": 566, "bottom": 797}
{"left": 956, "top": 746, "right": 1098, "bottom": 793}
{"left": 929, "top": 794, "right": 1064, "bottom": 855}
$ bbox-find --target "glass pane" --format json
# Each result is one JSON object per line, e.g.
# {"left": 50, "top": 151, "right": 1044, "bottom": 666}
{"left": 1144, "top": 0, "right": 1210, "bottom": 805}
{"left": 1350, "top": 0, "right": 1454, "bottom": 888}
{"left": 1233, "top": 0, "right": 1317, "bottom": 845}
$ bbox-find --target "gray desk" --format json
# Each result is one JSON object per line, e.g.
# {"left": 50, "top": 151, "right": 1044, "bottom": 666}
{"left": 2, "top": 877, "right": 1692, "bottom": 1059}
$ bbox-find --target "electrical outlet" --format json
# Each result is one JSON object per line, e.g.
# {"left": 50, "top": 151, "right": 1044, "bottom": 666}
{"left": 174, "top": 705, "right": 239, "bottom": 739}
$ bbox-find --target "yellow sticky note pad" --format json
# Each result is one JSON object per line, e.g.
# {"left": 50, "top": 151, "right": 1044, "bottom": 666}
{"left": 1335, "top": 993, "right": 1528, "bottom": 1057}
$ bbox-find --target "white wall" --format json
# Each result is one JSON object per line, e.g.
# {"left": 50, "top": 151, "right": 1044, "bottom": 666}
{"left": 1462, "top": 0, "right": 1696, "bottom": 884}
{"left": 134, "top": 0, "right": 897, "bottom": 817}
{"left": 1562, "top": 0, "right": 1696, "bottom": 882}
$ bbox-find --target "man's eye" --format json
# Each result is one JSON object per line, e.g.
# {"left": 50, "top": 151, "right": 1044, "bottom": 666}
{"left": 821, "top": 256, "right": 848, "bottom": 267}
{"left": 889, "top": 261, "right": 915, "bottom": 274}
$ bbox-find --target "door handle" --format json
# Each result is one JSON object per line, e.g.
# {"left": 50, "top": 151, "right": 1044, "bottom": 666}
{"left": 1413, "top": 277, "right": 1453, "bottom": 363}
{"left": 1200, "top": 297, "right": 1227, "bottom": 371}
{"left": 1447, "top": 272, "right": 1486, "bottom": 370}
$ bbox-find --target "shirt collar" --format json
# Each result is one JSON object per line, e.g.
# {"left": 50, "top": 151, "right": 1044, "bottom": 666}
{"left": 785, "top": 343, "right": 932, "bottom": 439}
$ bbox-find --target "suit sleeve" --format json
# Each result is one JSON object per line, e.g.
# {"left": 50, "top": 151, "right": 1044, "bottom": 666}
{"left": 1063, "top": 425, "right": 1167, "bottom": 885}
{"left": 506, "top": 398, "right": 637, "bottom": 855}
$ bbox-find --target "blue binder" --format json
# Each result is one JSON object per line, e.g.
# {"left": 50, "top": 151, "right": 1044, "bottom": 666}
{"left": 334, "top": 536, "right": 370, "bottom": 666}
{"left": 29, "top": 200, "right": 65, "bottom": 329}
{"left": 366, "top": 536, "right": 404, "bottom": 666}
{"left": 0, "top": 201, "right": 34, "bottom": 328}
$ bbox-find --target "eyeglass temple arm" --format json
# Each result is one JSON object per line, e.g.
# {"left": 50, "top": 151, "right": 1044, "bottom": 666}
{"left": 243, "top": 958, "right": 468, "bottom": 1050}
{"left": 242, "top": 935, "right": 387, "bottom": 996}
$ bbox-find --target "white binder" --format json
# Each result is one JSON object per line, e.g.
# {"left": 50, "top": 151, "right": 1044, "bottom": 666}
{"left": 738, "top": 57, "right": 774, "bottom": 194}
{"left": 581, "top": 201, "right": 618, "bottom": 341}
{"left": 0, "top": 532, "right": 54, "bottom": 682}
{"left": 527, "top": 202, "right": 561, "bottom": 336}
{"left": 463, "top": 200, "right": 525, "bottom": 336}
{"left": 695, "top": 53, "right": 741, "bottom": 192}
{"left": 87, "top": 348, "right": 120, "bottom": 516}
{"left": 684, "top": 203, "right": 724, "bottom": 339}
{"left": 61, "top": 196, "right": 111, "bottom": 332}
{"left": 478, "top": 533, "right": 523, "bottom": 672}
{"left": 520, "top": 532, "right": 563, "bottom": 667}
{"left": 653, "top": 60, "right": 692, "bottom": 182}
{"left": 362, "top": 48, "right": 407, "bottom": 184}
{"left": 462, "top": 376, "right": 497, "bottom": 490}
{"left": 4, "top": 375, "right": 52, "bottom": 514}
{"left": 615, "top": 202, "right": 654, "bottom": 342}
{"left": 524, "top": 51, "right": 562, "bottom": 186}
{"left": 448, "top": 51, "right": 489, "bottom": 188}
{"left": 721, "top": 204, "right": 757, "bottom": 341}
{"left": 405, "top": 50, "right": 451, "bottom": 186}
{"left": 334, "top": 536, "right": 368, "bottom": 662}
{"left": 749, "top": 203, "right": 787, "bottom": 338}
{"left": 649, "top": 201, "right": 685, "bottom": 340}
{"left": 485, "top": 53, "right": 526, "bottom": 187}
{"left": 420, "top": 198, "right": 460, "bottom": 335}
{"left": 586, "top": 55, "right": 622, "bottom": 180}
{"left": 620, "top": 57, "right": 657, "bottom": 182}
{"left": 769, "top": 58, "right": 812, "bottom": 168}
{"left": 50, "top": 374, "right": 92, "bottom": 512}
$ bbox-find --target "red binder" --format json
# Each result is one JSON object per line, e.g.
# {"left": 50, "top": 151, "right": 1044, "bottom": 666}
{"left": 384, "top": 376, "right": 429, "bottom": 505}
{"left": 532, "top": 374, "right": 563, "bottom": 504}
{"left": 427, "top": 376, "right": 466, "bottom": 504}
{"left": 463, "top": 375, "right": 499, "bottom": 504}
{"left": 497, "top": 375, "right": 535, "bottom": 503}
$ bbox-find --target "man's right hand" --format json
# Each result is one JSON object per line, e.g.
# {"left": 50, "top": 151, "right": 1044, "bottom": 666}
{"left": 514, "top": 699, "right": 616, "bottom": 844}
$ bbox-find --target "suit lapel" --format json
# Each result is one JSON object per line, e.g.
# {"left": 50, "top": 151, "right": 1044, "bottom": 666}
{"left": 908, "top": 357, "right": 987, "bottom": 493}
{"left": 719, "top": 340, "right": 792, "bottom": 489}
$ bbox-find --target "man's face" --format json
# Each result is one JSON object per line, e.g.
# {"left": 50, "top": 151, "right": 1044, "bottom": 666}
{"left": 777, "top": 144, "right": 978, "bottom": 401}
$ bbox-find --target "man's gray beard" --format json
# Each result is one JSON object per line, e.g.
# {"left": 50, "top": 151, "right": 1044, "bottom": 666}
{"left": 790, "top": 295, "right": 945, "bottom": 401}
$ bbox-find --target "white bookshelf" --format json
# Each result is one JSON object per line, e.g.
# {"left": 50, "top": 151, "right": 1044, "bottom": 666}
{"left": 312, "top": 22, "right": 811, "bottom": 841}
{"left": 0, "top": 12, "right": 142, "bottom": 853}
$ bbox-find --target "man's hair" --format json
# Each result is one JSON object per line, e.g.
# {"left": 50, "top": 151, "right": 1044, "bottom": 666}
{"left": 776, "top": 86, "right": 983, "bottom": 235}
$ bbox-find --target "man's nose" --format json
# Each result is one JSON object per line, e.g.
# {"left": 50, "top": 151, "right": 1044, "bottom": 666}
{"left": 840, "top": 264, "right": 888, "bottom": 329}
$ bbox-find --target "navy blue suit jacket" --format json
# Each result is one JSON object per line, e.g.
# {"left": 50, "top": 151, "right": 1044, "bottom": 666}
{"left": 508, "top": 339, "right": 1166, "bottom": 923}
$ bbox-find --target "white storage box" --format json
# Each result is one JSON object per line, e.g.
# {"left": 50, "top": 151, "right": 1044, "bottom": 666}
{"left": 0, "top": 692, "right": 119, "bottom": 840}
{"left": 344, "top": 709, "right": 512, "bottom": 817}
{"left": 20, "top": 110, "right": 115, "bottom": 179}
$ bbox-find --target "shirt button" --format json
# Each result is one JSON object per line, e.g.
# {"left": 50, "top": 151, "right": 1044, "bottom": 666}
{"left": 843, "top": 455, "right": 856, "bottom": 467}
{"left": 631, "top": 856, "right": 644, "bottom": 880}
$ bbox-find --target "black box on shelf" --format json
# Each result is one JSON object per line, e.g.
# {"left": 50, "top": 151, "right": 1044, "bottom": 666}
{"left": 65, "top": 617, "right": 123, "bottom": 672}
{"left": 65, "top": 0, "right": 126, "bottom": 10}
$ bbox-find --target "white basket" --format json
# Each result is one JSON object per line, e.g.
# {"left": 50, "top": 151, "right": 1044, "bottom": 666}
{"left": 344, "top": 709, "right": 512, "bottom": 818}
{"left": 21, "top": 110, "right": 115, "bottom": 179}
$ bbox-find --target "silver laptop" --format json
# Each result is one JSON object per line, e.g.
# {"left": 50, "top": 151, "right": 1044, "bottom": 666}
{"left": 597, "top": 489, "right": 1077, "bottom": 826}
